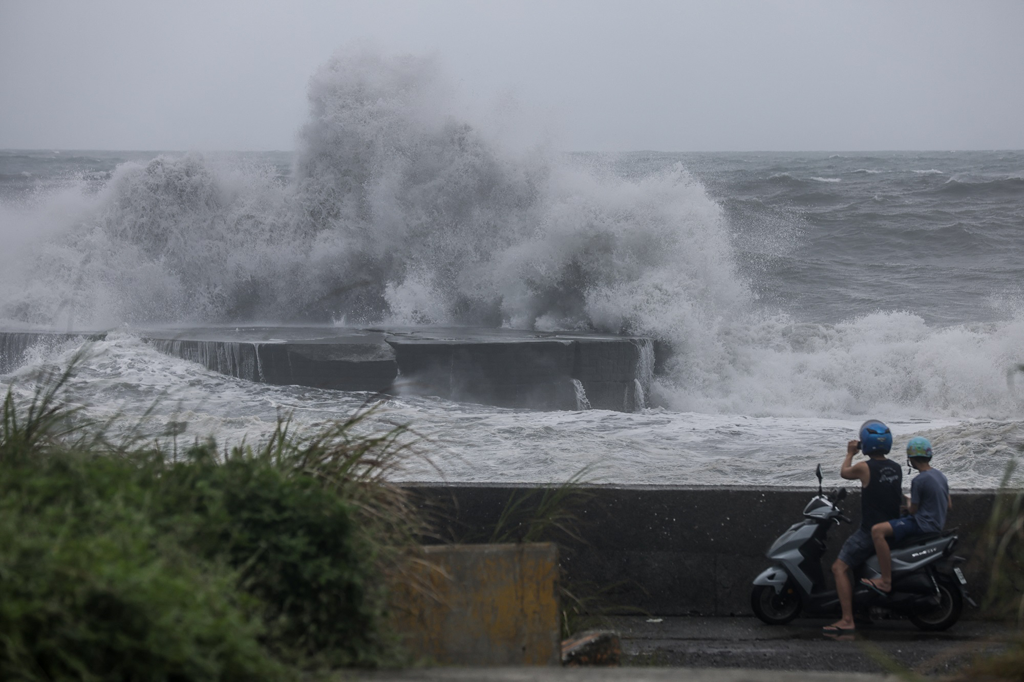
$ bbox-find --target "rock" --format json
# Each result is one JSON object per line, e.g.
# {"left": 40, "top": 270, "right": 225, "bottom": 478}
{"left": 561, "top": 629, "right": 621, "bottom": 666}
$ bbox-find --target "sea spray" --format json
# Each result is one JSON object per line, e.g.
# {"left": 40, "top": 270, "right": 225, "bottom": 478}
{"left": 3, "top": 53, "right": 1024, "bottom": 424}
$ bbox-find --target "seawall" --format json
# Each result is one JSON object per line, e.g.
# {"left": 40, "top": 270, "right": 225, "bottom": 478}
{"left": 0, "top": 327, "right": 656, "bottom": 412}
{"left": 407, "top": 484, "right": 1000, "bottom": 618}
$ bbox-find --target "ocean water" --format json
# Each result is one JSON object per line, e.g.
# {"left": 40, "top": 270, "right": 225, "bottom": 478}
{"left": 2, "top": 53, "right": 1023, "bottom": 488}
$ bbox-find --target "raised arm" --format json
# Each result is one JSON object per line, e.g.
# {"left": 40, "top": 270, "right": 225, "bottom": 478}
{"left": 840, "top": 440, "right": 870, "bottom": 486}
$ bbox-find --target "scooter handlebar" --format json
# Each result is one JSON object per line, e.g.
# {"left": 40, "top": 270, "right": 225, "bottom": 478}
{"left": 838, "top": 514, "right": 852, "bottom": 524}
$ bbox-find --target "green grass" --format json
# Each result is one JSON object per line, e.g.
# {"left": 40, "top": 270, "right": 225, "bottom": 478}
{"left": 0, "top": 355, "right": 424, "bottom": 680}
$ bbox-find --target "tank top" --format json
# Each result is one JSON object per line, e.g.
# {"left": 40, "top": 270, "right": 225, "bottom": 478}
{"left": 861, "top": 458, "right": 903, "bottom": 531}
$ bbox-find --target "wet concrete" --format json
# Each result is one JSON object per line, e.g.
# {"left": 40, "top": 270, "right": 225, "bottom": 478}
{"left": 359, "top": 669, "right": 900, "bottom": 681}
{"left": 613, "top": 615, "right": 1010, "bottom": 675}
{"left": 355, "top": 616, "right": 1010, "bottom": 679}
{"left": 0, "top": 326, "right": 654, "bottom": 412}
{"left": 357, "top": 668, "right": 899, "bottom": 681}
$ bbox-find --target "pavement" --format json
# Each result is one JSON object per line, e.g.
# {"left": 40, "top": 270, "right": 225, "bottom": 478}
{"left": 354, "top": 669, "right": 900, "bottom": 681}
{"left": 613, "top": 615, "right": 1010, "bottom": 675}
{"left": 352, "top": 615, "right": 1015, "bottom": 680}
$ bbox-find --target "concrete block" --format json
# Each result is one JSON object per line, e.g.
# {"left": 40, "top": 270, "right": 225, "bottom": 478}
{"left": 260, "top": 342, "right": 397, "bottom": 391}
{"left": 0, "top": 331, "right": 106, "bottom": 373}
{"left": 387, "top": 338, "right": 577, "bottom": 410}
{"left": 143, "top": 328, "right": 399, "bottom": 392}
{"left": 391, "top": 543, "right": 561, "bottom": 666}
{"left": 0, "top": 327, "right": 655, "bottom": 413}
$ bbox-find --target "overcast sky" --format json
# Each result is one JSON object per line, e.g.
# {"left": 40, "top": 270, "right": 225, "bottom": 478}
{"left": 2, "top": 0, "right": 1022, "bottom": 152}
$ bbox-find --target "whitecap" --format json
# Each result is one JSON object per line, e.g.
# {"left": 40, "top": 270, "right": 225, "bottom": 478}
{"left": 810, "top": 177, "right": 841, "bottom": 183}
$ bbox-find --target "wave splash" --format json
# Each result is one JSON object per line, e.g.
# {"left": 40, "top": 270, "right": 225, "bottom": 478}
{"left": 3, "top": 50, "right": 1024, "bottom": 422}
{"left": 1, "top": 50, "right": 743, "bottom": 344}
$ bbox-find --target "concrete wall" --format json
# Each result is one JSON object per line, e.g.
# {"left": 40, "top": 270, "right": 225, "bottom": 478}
{"left": 0, "top": 332, "right": 105, "bottom": 374}
{"left": 390, "top": 337, "right": 578, "bottom": 410}
{"left": 407, "top": 484, "right": 998, "bottom": 618}
{"left": 146, "top": 336, "right": 399, "bottom": 393}
{"left": 390, "top": 543, "right": 561, "bottom": 666}
{"left": 0, "top": 328, "right": 651, "bottom": 412}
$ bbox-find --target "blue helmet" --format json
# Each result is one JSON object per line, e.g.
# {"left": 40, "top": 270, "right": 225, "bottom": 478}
{"left": 859, "top": 420, "right": 893, "bottom": 456}
{"left": 906, "top": 436, "right": 933, "bottom": 460}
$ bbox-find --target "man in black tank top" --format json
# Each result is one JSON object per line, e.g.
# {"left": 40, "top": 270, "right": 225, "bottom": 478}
{"left": 825, "top": 420, "right": 902, "bottom": 635}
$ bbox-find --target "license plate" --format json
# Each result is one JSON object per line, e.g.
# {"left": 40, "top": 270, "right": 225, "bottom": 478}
{"left": 954, "top": 567, "right": 967, "bottom": 585}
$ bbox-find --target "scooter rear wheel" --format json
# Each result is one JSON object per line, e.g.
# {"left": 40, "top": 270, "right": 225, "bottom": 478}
{"left": 907, "top": 577, "right": 962, "bottom": 631}
{"left": 751, "top": 584, "right": 801, "bottom": 625}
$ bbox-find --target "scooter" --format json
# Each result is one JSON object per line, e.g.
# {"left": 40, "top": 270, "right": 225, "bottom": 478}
{"left": 751, "top": 464, "right": 972, "bottom": 631}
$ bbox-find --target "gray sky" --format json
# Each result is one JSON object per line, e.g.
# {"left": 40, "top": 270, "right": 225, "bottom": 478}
{"left": 2, "top": 0, "right": 1022, "bottom": 152}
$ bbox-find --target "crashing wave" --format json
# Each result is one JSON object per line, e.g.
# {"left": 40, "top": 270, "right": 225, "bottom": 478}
{"left": 3, "top": 49, "right": 1024, "bottom": 423}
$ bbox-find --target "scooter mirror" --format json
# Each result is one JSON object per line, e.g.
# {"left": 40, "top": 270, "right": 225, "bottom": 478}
{"left": 815, "top": 464, "right": 822, "bottom": 483}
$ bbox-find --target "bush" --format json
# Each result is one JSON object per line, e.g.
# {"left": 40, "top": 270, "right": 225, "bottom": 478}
{"left": 154, "top": 443, "right": 387, "bottom": 666}
{"left": 0, "top": 359, "right": 422, "bottom": 680}
{"left": 0, "top": 452, "right": 279, "bottom": 682}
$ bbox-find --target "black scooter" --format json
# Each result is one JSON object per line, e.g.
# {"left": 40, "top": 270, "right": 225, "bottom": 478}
{"left": 751, "top": 464, "right": 972, "bottom": 631}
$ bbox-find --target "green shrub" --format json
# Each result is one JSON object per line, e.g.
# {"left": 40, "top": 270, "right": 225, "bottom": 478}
{"left": 0, "top": 452, "right": 279, "bottom": 682}
{"left": 154, "top": 443, "right": 388, "bottom": 666}
{"left": 0, "top": 358, "right": 422, "bottom": 679}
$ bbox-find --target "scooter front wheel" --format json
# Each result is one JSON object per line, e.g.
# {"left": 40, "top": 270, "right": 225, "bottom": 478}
{"left": 751, "top": 584, "right": 801, "bottom": 625}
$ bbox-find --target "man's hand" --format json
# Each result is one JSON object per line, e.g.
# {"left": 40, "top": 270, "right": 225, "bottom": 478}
{"left": 841, "top": 440, "right": 869, "bottom": 484}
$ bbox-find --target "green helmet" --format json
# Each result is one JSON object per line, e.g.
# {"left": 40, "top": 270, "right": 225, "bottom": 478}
{"left": 906, "top": 436, "right": 933, "bottom": 460}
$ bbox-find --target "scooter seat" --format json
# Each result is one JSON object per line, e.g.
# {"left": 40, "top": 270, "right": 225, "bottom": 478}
{"left": 887, "top": 530, "right": 953, "bottom": 549}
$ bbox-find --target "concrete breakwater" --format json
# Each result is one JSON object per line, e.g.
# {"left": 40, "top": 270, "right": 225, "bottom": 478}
{"left": 408, "top": 484, "right": 1000, "bottom": 618}
{"left": 0, "top": 327, "right": 656, "bottom": 412}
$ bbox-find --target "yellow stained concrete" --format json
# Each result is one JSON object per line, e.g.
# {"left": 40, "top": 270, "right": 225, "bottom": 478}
{"left": 391, "top": 543, "right": 560, "bottom": 666}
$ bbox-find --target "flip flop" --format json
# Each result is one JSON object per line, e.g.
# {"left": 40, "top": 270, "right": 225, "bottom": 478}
{"left": 822, "top": 624, "right": 855, "bottom": 635}
{"left": 860, "top": 578, "right": 891, "bottom": 597}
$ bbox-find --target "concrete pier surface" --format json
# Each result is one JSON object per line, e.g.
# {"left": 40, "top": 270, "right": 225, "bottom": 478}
{"left": 0, "top": 326, "right": 655, "bottom": 412}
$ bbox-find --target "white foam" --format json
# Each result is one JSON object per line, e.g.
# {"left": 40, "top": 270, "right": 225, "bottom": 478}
{"left": 810, "top": 177, "right": 841, "bottom": 183}
{"left": 5, "top": 334, "right": 1015, "bottom": 488}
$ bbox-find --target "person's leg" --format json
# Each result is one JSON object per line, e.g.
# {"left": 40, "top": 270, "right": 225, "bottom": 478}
{"left": 863, "top": 521, "right": 895, "bottom": 592}
{"left": 827, "top": 529, "right": 874, "bottom": 632}
{"left": 829, "top": 558, "right": 855, "bottom": 630}
{"left": 864, "top": 517, "right": 922, "bottom": 593}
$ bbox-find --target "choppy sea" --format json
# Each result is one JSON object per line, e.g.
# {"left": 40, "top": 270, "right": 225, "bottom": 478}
{"left": 1, "top": 56, "right": 1023, "bottom": 489}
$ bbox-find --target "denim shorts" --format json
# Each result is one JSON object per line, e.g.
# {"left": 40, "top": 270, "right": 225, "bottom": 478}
{"left": 838, "top": 527, "right": 875, "bottom": 567}
{"left": 888, "top": 515, "right": 922, "bottom": 544}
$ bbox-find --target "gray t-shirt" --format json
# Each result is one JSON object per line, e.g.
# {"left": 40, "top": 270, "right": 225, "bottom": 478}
{"left": 911, "top": 468, "right": 949, "bottom": 533}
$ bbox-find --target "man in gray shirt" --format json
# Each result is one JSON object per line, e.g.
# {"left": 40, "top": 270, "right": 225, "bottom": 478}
{"left": 862, "top": 436, "right": 951, "bottom": 594}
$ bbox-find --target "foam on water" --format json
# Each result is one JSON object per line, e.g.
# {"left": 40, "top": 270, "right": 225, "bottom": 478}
{"left": 2, "top": 335, "right": 1017, "bottom": 488}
